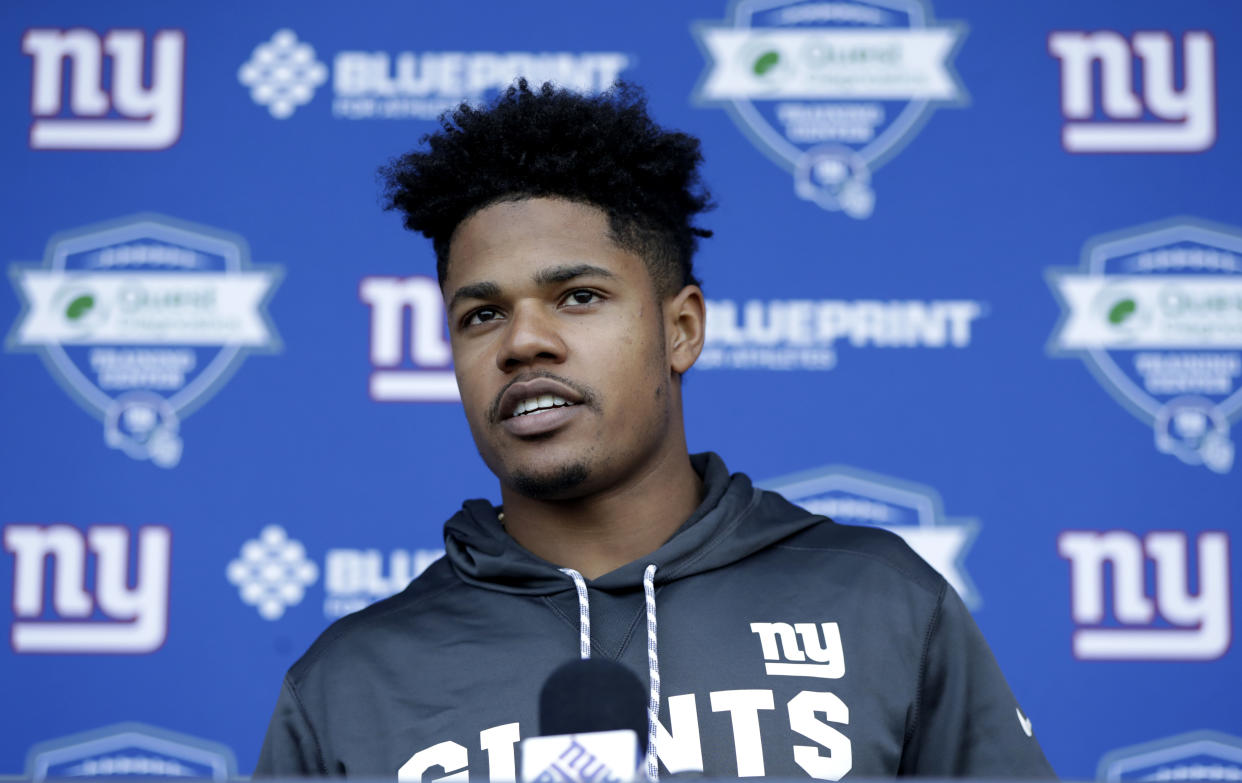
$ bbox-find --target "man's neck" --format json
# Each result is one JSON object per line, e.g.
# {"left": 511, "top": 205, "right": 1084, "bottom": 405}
{"left": 498, "top": 447, "right": 703, "bottom": 580}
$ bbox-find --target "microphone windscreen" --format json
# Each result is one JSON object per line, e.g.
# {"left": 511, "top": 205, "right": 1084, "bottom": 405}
{"left": 538, "top": 658, "right": 648, "bottom": 751}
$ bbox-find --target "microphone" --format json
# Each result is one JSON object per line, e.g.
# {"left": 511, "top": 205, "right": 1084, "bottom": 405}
{"left": 520, "top": 658, "right": 648, "bottom": 783}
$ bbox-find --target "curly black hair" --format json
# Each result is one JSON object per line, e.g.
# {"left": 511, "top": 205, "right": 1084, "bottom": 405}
{"left": 379, "top": 80, "right": 713, "bottom": 297}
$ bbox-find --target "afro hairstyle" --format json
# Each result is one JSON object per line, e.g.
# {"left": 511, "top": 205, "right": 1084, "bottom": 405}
{"left": 379, "top": 79, "right": 713, "bottom": 297}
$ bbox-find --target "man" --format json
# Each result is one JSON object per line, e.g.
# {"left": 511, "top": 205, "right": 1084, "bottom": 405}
{"left": 256, "top": 81, "right": 1055, "bottom": 780}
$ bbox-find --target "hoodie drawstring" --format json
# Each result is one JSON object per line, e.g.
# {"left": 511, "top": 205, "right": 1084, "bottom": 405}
{"left": 642, "top": 564, "right": 660, "bottom": 783}
{"left": 559, "top": 568, "right": 593, "bottom": 660}
{"left": 557, "top": 565, "right": 662, "bottom": 782}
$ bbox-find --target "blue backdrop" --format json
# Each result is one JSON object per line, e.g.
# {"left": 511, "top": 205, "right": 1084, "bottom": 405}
{"left": 2, "top": 0, "right": 1239, "bottom": 780}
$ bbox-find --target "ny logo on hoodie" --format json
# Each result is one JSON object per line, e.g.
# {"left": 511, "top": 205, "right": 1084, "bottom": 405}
{"left": 750, "top": 622, "right": 845, "bottom": 679}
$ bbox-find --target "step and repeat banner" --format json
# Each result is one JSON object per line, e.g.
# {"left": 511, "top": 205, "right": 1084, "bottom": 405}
{"left": 2, "top": 0, "right": 1239, "bottom": 780}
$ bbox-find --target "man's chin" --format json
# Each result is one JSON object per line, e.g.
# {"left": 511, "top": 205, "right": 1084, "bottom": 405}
{"left": 508, "top": 461, "right": 590, "bottom": 500}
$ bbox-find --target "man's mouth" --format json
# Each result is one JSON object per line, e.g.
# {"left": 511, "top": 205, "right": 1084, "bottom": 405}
{"left": 493, "top": 375, "right": 590, "bottom": 425}
{"left": 510, "top": 394, "right": 577, "bottom": 418}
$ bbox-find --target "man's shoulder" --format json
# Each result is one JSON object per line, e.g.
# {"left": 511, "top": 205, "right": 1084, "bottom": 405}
{"left": 286, "top": 555, "right": 460, "bottom": 684}
{"left": 767, "top": 508, "right": 948, "bottom": 599}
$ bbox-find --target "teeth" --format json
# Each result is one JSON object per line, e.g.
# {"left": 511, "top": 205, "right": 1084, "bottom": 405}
{"left": 514, "top": 394, "right": 572, "bottom": 416}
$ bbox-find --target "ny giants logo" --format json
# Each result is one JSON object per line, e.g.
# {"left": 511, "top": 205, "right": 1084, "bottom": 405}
{"left": 1048, "top": 31, "right": 1215, "bottom": 153}
{"left": 1058, "top": 530, "right": 1231, "bottom": 661}
{"left": 749, "top": 622, "right": 844, "bottom": 679}
{"left": 4, "top": 524, "right": 170, "bottom": 654}
{"left": 22, "top": 27, "right": 185, "bottom": 150}
{"left": 360, "top": 275, "right": 458, "bottom": 402}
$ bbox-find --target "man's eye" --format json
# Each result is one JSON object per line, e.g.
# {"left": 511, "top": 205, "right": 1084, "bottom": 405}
{"left": 564, "top": 290, "right": 601, "bottom": 306}
{"left": 465, "top": 307, "right": 502, "bottom": 327}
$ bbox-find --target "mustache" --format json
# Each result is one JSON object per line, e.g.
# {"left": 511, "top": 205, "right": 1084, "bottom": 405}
{"left": 487, "top": 370, "right": 599, "bottom": 425}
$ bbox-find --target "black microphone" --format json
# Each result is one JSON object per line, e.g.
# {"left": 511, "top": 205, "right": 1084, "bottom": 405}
{"left": 521, "top": 658, "right": 649, "bottom": 783}
{"left": 538, "top": 657, "right": 648, "bottom": 752}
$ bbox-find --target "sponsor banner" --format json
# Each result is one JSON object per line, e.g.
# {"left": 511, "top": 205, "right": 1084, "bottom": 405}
{"left": 358, "top": 283, "right": 986, "bottom": 394}
{"left": 760, "top": 464, "right": 980, "bottom": 607}
{"left": 1051, "top": 277, "right": 1242, "bottom": 350}
{"left": 1097, "top": 730, "right": 1242, "bottom": 781}
{"left": 3, "top": 523, "right": 171, "bottom": 655}
{"left": 22, "top": 28, "right": 185, "bottom": 151}
{"left": 239, "top": 29, "right": 631, "bottom": 121}
{"left": 1058, "top": 530, "right": 1231, "bottom": 661}
{"left": 701, "top": 297, "right": 983, "bottom": 371}
{"left": 693, "top": 0, "right": 967, "bottom": 217}
{"left": 24, "top": 723, "right": 235, "bottom": 780}
{"left": 226, "top": 525, "right": 443, "bottom": 621}
{"left": 1047, "top": 218, "right": 1242, "bottom": 473}
{"left": 7, "top": 215, "right": 282, "bottom": 468}
{"left": 1048, "top": 31, "right": 1216, "bottom": 154}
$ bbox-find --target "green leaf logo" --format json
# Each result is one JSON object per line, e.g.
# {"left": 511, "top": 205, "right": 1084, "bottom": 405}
{"left": 753, "top": 51, "right": 780, "bottom": 76}
{"left": 1108, "top": 298, "right": 1136, "bottom": 325}
{"left": 65, "top": 294, "right": 95, "bottom": 321}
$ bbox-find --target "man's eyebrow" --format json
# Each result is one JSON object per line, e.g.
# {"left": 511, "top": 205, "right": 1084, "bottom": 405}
{"left": 448, "top": 265, "right": 614, "bottom": 310}
{"left": 448, "top": 281, "right": 501, "bottom": 311}
{"left": 533, "top": 264, "right": 616, "bottom": 286}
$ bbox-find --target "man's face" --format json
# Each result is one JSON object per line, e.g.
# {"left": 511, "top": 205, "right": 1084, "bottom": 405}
{"left": 443, "top": 197, "right": 692, "bottom": 500}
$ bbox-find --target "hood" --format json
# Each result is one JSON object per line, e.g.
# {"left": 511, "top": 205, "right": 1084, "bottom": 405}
{"left": 443, "top": 452, "right": 823, "bottom": 595}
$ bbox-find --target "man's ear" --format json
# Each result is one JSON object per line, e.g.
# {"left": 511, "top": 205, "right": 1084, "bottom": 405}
{"left": 665, "top": 284, "right": 706, "bottom": 374}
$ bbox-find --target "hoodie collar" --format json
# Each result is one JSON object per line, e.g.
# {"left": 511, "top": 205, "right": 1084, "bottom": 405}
{"left": 443, "top": 452, "right": 822, "bottom": 595}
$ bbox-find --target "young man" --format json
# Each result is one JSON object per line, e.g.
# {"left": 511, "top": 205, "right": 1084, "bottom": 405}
{"left": 255, "top": 82, "right": 1056, "bottom": 780}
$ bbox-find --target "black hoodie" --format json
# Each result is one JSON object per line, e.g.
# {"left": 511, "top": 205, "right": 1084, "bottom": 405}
{"left": 256, "top": 453, "right": 1055, "bottom": 779}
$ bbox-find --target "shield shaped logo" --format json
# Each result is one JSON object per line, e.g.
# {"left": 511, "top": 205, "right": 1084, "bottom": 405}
{"left": 7, "top": 214, "right": 282, "bottom": 467}
{"left": 1097, "top": 730, "right": 1242, "bottom": 782}
{"left": 760, "top": 464, "right": 980, "bottom": 607}
{"left": 25, "top": 722, "right": 236, "bottom": 780}
{"left": 693, "top": 0, "right": 968, "bottom": 218}
{"left": 1047, "top": 218, "right": 1242, "bottom": 473}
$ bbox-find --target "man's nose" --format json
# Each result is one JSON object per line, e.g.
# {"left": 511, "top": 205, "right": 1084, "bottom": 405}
{"left": 497, "top": 301, "right": 566, "bottom": 371}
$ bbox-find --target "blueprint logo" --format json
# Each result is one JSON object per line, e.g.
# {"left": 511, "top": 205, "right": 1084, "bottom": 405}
{"left": 240, "top": 31, "right": 630, "bottom": 121}
{"left": 1059, "top": 530, "right": 1231, "bottom": 661}
{"left": 238, "top": 29, "right": 329, "bottom": 118}
{"left": 1048, "top": 31, "right": 1216, "bottom": 154}
{"left": 227, "top": 525, "right": 319, "bottom": 620}
{"left": 693, "top": 0, "right": 967, "bottom": 217}
{"left": 750, "top": 622, "right": 845, "bottom": 678}
{"left": 361, "top": 275, "right": 458, "bottom": 402}
{"left": 7, "top": 215, "right": 282, "bottom": 467}
{"left": 24, "top": 722, "right": 236, "bottom": 780}
{"left": 4, "top": 523, "right": 171, "bottom": 654}
{"left": 325, "top": 546, "right": 443, "bottom": 618}
{"left": 1047, "top": 218, "right": 1242, "bottom": 473}
{"left": 23, "top": 28, "right": 185, "bottom": 150}
{"left": 227, "top": 525, "right": 442, "bottom": 620}
{"left": 761, "top": 465, "right": 980, "bottom": 607}
{"left": 1097, "top": 730, "right": 1242, "bottom": 782}
{"left": 701, "top": 297, "right": 982, "bottom": 370}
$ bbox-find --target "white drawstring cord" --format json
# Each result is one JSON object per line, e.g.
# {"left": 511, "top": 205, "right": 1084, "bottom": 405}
{"left": 559, "top": 568, "right": 591, "bottom": 660}
{"left": 558, "top": 565, "right": 662, "bottom": 781}
{"left": 643, "top": 564, "right": 660, "bottom": 782}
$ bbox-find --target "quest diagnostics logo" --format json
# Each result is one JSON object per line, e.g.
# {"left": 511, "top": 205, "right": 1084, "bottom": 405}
{"left": 1047, "top": 217, "right": 1242, "bottom": 473}
{"left": 239, "top": 29, "right": 631, "bottom": 121}
{"left": 693, "top": 0, "right": 967, "bottom": 218}
{"left": 24, "top": 723, "right": 236, "bottom": 780}
{"left": 761, "top": 464, "right": 980, "bottom": 607}
{"left": 6, "top": 215, "right": 282, "bottom": 467}
{"left": 1096, "top": 730, "right": 1242, "bottom": 782}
